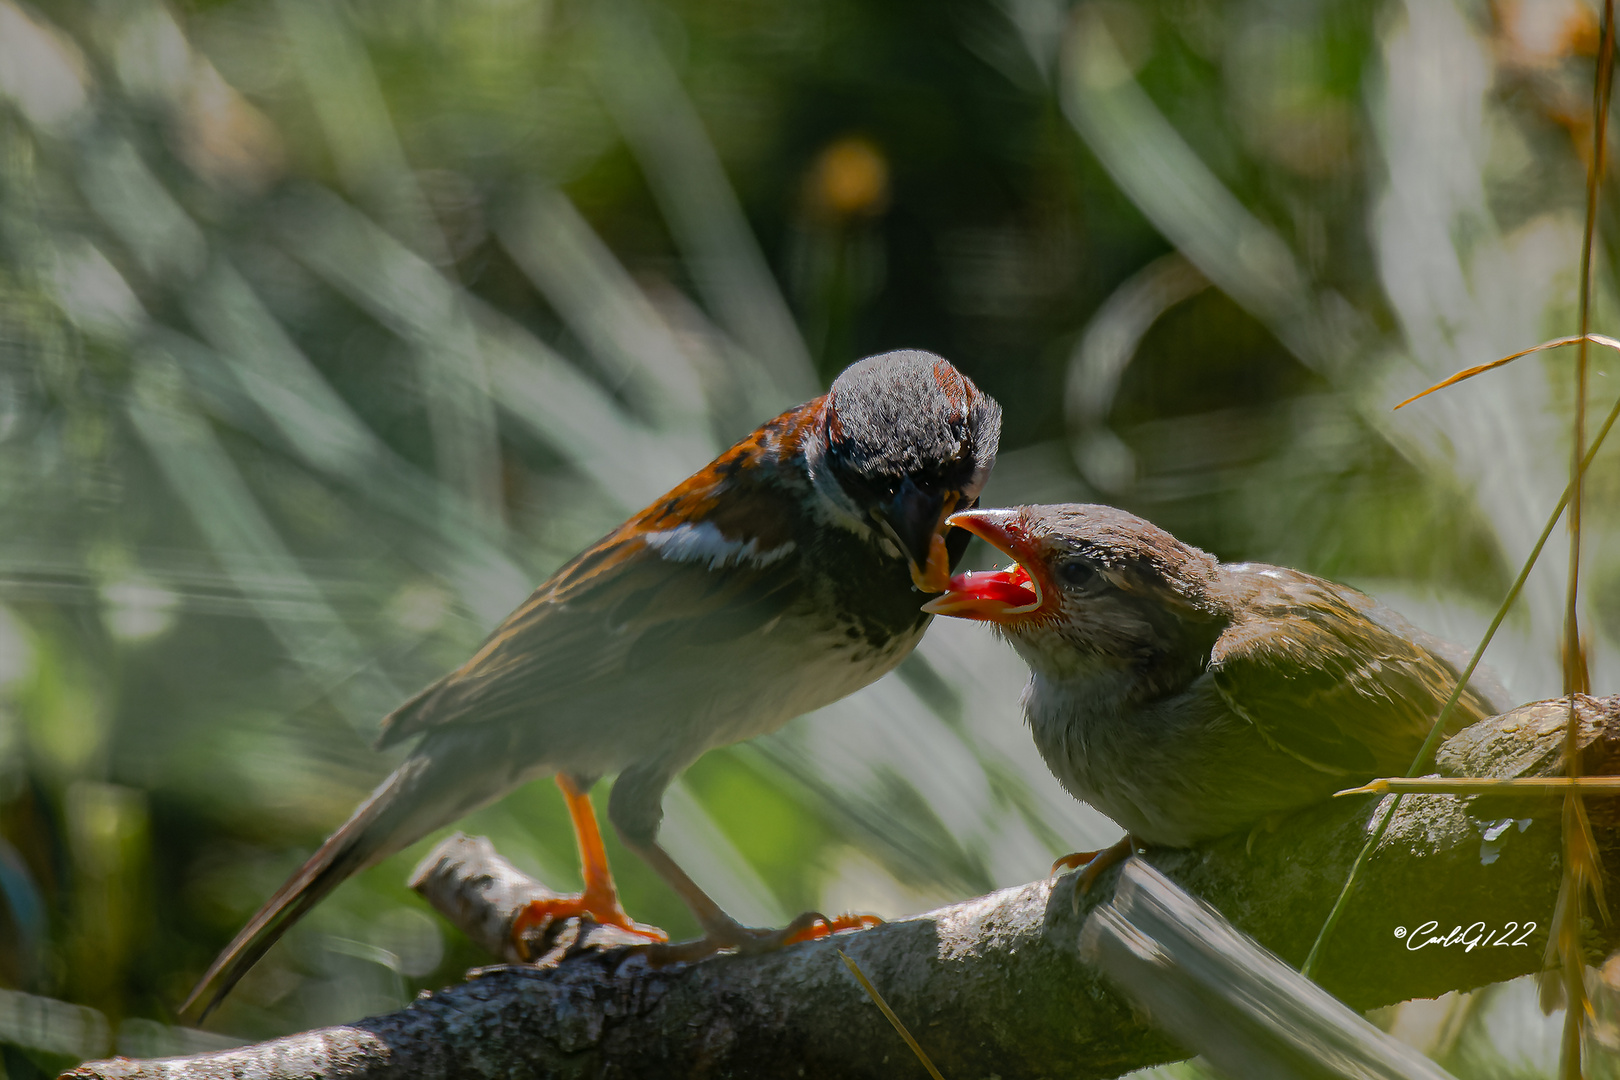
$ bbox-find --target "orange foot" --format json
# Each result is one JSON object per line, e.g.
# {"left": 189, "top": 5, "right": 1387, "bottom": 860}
{"left": 510, "top": 889, "right": 668, "bottom": 960}
{"left": 781, "top": 911, "right": 884, "bottom": 947}
{"left": 1051, "top": 850, "right": 1101, "bottom": 876}
{"left": 510, "top": 773, "right": 670, "bottom": 960}
{"left": 1051, "top": 834, "right": 1137, "bottom": 896}
{"left": 641, "top": 910, "right": 883, "bottom": 965}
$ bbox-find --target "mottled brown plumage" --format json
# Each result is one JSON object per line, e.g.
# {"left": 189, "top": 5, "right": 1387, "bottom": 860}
{"left": 184, "top": 352, "right": 1001, "bottom": 1019}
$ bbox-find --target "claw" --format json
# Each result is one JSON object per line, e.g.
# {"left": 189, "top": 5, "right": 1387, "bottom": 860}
{"left": 1052, "top": 835, "right": 1137, "bottom": 912}
{"left": 638, "top": 909, "right": 881, "bottom": 966}
{"left": 1051, "top": 850, "right": 1101, "bottom": 877}
{"left": 1244, "top": 811, "right": 1288, "bottom": 856}
{"left": 516, "top": 773, "right": 667, "bottom": 960}
{"left": 510, "top": 892, "right": 668, "bottom": 961}
{"left": 781, "top": 911, "right": 884, "bottom": 946}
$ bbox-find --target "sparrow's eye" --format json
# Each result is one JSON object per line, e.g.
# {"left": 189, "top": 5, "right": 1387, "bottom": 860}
{"left": 1057, "top": 559, "right": 1099, "bottom": 589}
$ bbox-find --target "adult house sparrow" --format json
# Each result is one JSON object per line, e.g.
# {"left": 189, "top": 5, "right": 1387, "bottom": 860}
{"left": 183, "top": 351, "right": 1001, "bottom": 1019}
{"left": 923, "top": 504, "right": 1511, "bottom": 889}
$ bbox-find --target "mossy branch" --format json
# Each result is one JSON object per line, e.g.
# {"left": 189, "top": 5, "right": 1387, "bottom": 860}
{"left": 63, "top": 696, "right": 1620, "bottom": 1080}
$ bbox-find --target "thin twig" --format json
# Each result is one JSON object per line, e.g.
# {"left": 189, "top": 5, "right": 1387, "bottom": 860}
{"left": 1336, "top": 777, "right": 1620, "bottom": 797}
{"left": 1303, "top": 385, "right": 1620, "bottom": 979}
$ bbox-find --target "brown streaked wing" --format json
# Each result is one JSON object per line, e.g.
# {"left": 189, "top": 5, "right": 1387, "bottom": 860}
{"left": 376, "top": 533, "right": 801, "bottom": 747}
{"left": 377, "top": 396, "right": 822, "bottom": 748}
{"left": 1208, "top": 574, "right": 1496, "bottom": 778}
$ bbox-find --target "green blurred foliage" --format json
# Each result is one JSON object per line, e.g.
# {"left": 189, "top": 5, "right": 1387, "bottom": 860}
{"left": 0, "top": 0, "right": 1618, "bottom": 1074}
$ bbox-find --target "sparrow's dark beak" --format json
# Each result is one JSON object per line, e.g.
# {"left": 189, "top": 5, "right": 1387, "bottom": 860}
{"left": 921, "top": 508, "right": 1044, "bottom": 620}
{"left": 873, "top": 477, "right": 957, "bottom": 592}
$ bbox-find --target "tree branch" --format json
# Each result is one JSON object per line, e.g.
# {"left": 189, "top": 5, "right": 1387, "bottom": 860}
{"left": 66, "top": 695, "right": 1620, "bottom": 1080}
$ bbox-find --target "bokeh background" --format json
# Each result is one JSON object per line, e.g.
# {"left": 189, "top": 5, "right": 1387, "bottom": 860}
{"left": 3, "top": 0, "right": 1620, "bottom": 1074}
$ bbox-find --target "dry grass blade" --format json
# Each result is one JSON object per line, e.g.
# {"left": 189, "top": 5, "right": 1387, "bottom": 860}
{"left": 1392, "top": 334, "right": 1620, "bottom": 410}
{"left": 1548, "top": 768, "right": 1603, "bottom": 1044}
{"left": 1544, "top": 797, "right": 1608, "bottom": 1026}
{"left": 838, "top": 950, "right": 946, "bottom": 1080}
{"left": 1305, "top": 380, "right": 1620, "bottom": 978}
{"left": 1335, "top": 777, "right": 1620, "bottom": 797}
{"left": 1311, "top": 12, "right": 1620, "bottom": 1015}
{"left": 1553, "top": 4, "right": 1615, "bottom": 1075}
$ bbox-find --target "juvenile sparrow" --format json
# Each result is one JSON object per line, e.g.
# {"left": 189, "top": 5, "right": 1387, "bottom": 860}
{"left": 184, "top": 351, "right": 1001, "bottom": 1018}
{"left": 924, "top": 504, "right": 1510, "bottom": 887}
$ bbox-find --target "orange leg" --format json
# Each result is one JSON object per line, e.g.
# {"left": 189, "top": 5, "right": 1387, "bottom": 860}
{"left": 510, "top": 775, "right": 668, "bottom": 958}
{"left": 621, "top": 837, "right": 880, "bottom": 963}
{"left": 779, "top": 912, "right": 884, "bottom": 947}
{"left": 1051, "top": 834, "right": 1136, "bottom": 894}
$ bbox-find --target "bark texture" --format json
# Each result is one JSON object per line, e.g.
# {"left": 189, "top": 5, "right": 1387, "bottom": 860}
{"left": 65, "top": 695, "right": 1620, "bottom": 1080}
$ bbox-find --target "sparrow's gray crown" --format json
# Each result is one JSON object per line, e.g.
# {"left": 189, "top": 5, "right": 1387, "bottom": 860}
{"left": 805, "top": 350, "right": 1001, "bottom": 588}
{"left": 823, "top": 349, "right": 1001, "bottom": 499}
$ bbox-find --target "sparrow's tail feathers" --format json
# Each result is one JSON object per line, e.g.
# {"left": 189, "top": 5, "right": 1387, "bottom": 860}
{"left": 180, "top": 774, "right": 409, "bottom": 1023}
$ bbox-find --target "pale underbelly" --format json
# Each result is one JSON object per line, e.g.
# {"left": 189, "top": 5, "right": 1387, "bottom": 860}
{"left": 529, "top": 615, "right": 926, "bottom": 779}
{"left": 1030, "top": 694, "right": 1351, "bottom": 848}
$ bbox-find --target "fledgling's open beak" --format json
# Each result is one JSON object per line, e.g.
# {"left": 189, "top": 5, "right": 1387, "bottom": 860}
{"left": 921, "top": 508, "right": 1045, "bottom": 620}
{"left": 873, "top": 479, "right": 960, "bottom": 592}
